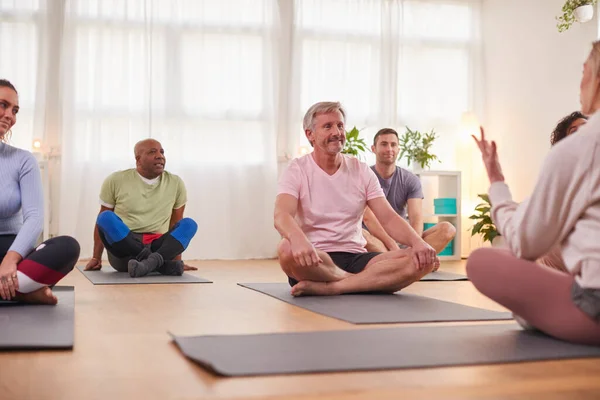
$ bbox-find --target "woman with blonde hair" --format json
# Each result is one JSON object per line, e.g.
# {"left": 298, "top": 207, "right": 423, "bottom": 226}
{"left": 0, "top": 79, "right": 80, "bottom": 304}
{"left": 467, "top": 42, "right": 600, "bottom": 345}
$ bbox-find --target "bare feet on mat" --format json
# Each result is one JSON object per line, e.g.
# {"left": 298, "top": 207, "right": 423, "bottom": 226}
{"left": 15, "top": 286, "right": 58, "bottom": 305}
{"left": 291, "top": 280, "right": 339, "bottom": 297}
{"left": 183, "top": 264, "right": 197, "bottom": 271}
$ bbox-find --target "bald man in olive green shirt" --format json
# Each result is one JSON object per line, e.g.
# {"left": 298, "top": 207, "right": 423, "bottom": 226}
{"left": 84, "top": 139, "right": 198, "bottom": 277}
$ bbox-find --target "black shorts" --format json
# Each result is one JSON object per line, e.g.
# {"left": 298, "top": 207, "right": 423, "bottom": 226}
{"left": 288, "top": 251, "right": 381, "bottom": 287}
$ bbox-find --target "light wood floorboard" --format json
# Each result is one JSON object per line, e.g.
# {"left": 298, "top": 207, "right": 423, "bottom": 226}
{"left": 1, "top": 259, "right": 599, "bottom": 400}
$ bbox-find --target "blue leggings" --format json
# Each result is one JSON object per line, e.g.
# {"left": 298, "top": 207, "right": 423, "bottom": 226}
{"left": 96, "top": 211, "right": 197, "bottom": 262}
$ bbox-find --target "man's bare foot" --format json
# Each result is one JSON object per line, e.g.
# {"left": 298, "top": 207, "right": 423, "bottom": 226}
{"left": 14, "top": 287, "right": 58, "bottom": 305}
{"left": 291, "top": 280, "right": 340, "bottom": 297}
{"left": 290, "top": 260, "right": 350, "bottom": 283}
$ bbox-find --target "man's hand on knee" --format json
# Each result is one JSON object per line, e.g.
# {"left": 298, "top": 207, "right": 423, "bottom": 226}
{"left": 409, "top": 240, "right": 438, "bottom": 271}
{"left": 290, "top": 235, "right": 322, "bottom": 268}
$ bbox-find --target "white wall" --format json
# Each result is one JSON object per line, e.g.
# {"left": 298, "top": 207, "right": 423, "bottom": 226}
{"left": 482, "top": 0, "right": 597, "bottom": 201}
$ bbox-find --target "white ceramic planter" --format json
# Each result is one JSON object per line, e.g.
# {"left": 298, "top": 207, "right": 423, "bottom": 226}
{"left": 575, "top": 4, "right": 594, "bottom": 23}
{"left": 412, "top": 163, "right": 430, "bottom": 173}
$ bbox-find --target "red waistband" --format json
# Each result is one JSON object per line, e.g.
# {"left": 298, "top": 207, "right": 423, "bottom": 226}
{"left": 142, "top": 233, "right": 163, "bottom": 245}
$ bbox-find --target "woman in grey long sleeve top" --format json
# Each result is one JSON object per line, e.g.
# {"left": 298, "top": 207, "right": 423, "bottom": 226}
{"left": 0, "top": 79, "right": 80, "bottom": 304}
{"left": 467, "top": 42, "right": 600, "bottom": 345}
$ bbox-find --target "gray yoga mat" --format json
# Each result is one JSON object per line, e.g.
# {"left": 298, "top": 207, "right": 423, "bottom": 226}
{"left": 0, "top": 286, "right": 74, "bottom": 350}
{"left": 77, "top": 265, "right": 212, "bottom": 285}
{"left": 239, "top": 283, "right": 512, "bottom": 324}
{"left": 171, "top": 323, "right": 600, "bottom": 376}
{"left": 420, "top": 271, "right": 468, "bottom": 281}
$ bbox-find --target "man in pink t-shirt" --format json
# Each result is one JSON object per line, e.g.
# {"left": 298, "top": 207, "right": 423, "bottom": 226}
{"left": 275, "top": 101, "right": 439, "bottom": 296}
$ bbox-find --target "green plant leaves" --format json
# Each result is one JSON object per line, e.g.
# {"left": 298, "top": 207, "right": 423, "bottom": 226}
{"left": 477, "top": 193, "right": 490, "bottom": 203}
{"left": 469, "top": 192, "right": 499, "bottom": 244}
{"left": 556, "top": 0, "right": 597, "bottom": 32}
{"left": 398, "top": 126, "right": 440, "bottom": 169}
{"left": 342, "top": 126, "right": 368, "bottom": 159}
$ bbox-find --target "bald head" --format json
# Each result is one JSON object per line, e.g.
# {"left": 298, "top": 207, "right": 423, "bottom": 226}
{"left": 134, "top": 139, "right": 162, "bottom": 158}
{"left": 134, "top": 139, "right": 166, "bottom": 179}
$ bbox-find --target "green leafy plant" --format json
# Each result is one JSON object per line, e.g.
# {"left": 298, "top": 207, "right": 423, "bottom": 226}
{"left": 342, "top": 126, "right": 368, "bottom": 159}
{"left": 469, "top": 194, "right": 500, "bottom": 244}
{"left": 398, "top": 126, "right": 439, "bottom": 169}
{"left": 556, "top": 0, "right": 596, "bottom": 32}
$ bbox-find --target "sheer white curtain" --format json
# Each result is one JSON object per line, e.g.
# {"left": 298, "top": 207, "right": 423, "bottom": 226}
{"left": 288, "top": 0, "right": 482, "bottom": 257}
{"left": 290, "top": 0, "right": 481, "bottom": 169}
{"left": 0, "top": 0, "right": 41, "bottom": 150}
{"left": 58, "top": 0, "right": 281, "bottom": 259}
{"left": 2, "top": 0, "right": 482, "bottom": 259}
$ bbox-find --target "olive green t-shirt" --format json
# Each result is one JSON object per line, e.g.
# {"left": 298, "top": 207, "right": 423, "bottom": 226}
{"left": 99, "top": 169, "right": 187, "bottom": 234}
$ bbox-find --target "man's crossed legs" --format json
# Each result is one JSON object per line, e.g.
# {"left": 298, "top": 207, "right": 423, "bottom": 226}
{"left": 279, "top": 223, "right": 455, "bottom": 296}
{"left": 364, "top": 221, "right": 456, "bottom": 257}
{"left": 96, "top": 211, "right": 197, "bottom": 277}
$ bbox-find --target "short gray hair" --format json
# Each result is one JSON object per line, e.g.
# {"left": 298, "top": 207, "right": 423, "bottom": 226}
{"left": 302, "top": 102, "right": 346, "bottom": 131}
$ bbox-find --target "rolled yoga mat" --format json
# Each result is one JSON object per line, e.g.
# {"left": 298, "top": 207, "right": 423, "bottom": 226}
{"left": 0, "top": 286, "right": 75, "bottom": 350}
{"left": 77, "top": 265, "right": 212, "bottom": 285}
{"left": 172, "top": 323, "right": 600, "bottom": 376}
{"left": 238, "top": 283, "right": 512, "bottom": 324}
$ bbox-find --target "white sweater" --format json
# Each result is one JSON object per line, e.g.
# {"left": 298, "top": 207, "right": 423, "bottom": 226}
{"left": 489, "top": 110, "right": 600, "bottom": 289}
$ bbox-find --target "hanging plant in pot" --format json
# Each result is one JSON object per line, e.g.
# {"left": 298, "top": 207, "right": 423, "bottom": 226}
{"left": 556, "top": 0, "right": 597, "bottom": 33}
{"left": 398, "top": 126, "right": 440, "bottom": 172}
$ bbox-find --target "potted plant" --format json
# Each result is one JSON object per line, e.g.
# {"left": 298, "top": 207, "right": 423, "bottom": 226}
{"left": 556, "top": 0, "right": 597, "bottom": 33}
{"left": 342, "top": 126, "right": 368, "bottom": 159}
{"left": 469, "top": 194, "right": 502, "bottom": 246}
{"left": 398, "top": 126, "right": 440, "bottom": 171}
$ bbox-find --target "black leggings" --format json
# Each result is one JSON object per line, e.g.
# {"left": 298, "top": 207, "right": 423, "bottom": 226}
{"left": 0, "top": 235, "right": 80, "bottom": 293}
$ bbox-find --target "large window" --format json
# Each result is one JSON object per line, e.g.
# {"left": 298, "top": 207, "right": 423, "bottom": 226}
{"left": 294, "top": 0, "right": 479, "bottom": 167}
{"left": 0, "top": 0, "right": 41, "bottom": 150}
{"left": 2, "top": 0, "right": 478, "bottom": 166}
{"left": 295, "top": 0, "right": 382, "bottom": 135}
{"left": 64, "top": 0, "right": 275, "bottom": 165}
{"left": 0, "top": 0, "right": 481, "bottom": 258}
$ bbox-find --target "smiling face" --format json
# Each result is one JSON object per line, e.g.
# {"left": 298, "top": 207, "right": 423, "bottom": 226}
{"left": 372, "top": 133, "right": 399, "bottom": 166}
{"left": 135, "top": 139, "right": 165, "bottom": 179}
{"left": 305, "top": 110, "right": 346, "bottom": 156}
{"left": 0, "top": 86, "right": 19, "bottom": 141}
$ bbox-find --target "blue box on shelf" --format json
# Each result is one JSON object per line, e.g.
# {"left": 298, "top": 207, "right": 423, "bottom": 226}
{"left": 439, "top": 239, "right": 454, "bottom": 256}
{"left": 423, "top": 222, "right": 436, "bottom": 231}
{"left": 433, "top": 198, "right": 457, "bottom": 215}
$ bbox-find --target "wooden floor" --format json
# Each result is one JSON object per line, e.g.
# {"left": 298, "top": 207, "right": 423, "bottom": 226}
{"left": 2, "top": 259, "right": 600, "bottom": 400}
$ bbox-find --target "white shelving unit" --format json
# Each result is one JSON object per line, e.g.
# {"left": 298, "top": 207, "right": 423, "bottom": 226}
{"left": 414, "top": 170, "right": 461, "bottom": 261}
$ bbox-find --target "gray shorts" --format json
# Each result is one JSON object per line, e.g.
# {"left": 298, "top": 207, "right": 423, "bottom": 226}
{"left": 571, "top": 281, "right": 600, "bottom": 321}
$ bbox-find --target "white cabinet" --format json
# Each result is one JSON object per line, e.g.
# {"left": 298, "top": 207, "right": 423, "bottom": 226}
{"left": 414, "top": 170, "right": 461, "bottom": 261}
